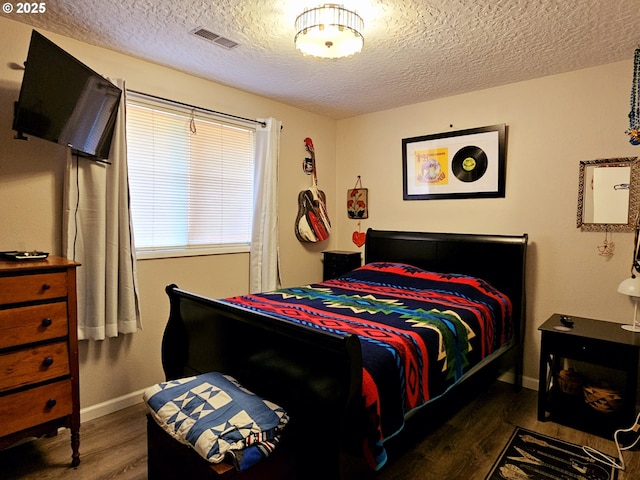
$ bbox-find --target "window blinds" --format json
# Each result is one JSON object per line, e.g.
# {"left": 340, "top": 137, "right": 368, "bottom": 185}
{"left": 126, "top": 93, "right": 255, "bottom": 255}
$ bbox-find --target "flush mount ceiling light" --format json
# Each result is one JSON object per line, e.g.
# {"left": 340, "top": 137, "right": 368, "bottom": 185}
{"left": 295, "top": 4, "right": 364, "bottom": 59}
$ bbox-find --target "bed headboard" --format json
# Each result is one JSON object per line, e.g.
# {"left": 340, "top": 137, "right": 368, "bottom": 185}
{"left": 364, "top": 228, "right": 528, "bottom": 330}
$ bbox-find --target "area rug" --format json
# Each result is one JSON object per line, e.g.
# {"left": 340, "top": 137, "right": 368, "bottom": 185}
{"left": 485, "top": 427, "right": 619, "bottom": 480}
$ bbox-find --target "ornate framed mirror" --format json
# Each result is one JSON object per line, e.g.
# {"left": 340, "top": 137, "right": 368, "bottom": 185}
{"left": 577, "top": 157, "right": 640, "bottom": 232}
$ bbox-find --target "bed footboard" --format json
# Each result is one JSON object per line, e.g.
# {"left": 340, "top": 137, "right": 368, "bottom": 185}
{"left": 161, "top": 285, "right": 368, "bottom": 479}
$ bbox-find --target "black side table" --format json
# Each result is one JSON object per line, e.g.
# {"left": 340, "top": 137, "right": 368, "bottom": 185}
{"left": 538, "top": 313, "right": 640, "bottom": 438}
{"left": 322, "top": 251, "right": 361, "bottom": 280}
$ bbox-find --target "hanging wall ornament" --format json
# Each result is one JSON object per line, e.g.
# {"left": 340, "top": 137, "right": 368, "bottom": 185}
{"left": 347, "top": 175, "right": 368, "bottom": 219}
{"left": 627, "top": 48, "right": 640, "bottom": 145}
{"left": 597, "top": 229, "right": 615, "bottom": 258}
{"left": 352, "top": 221, "right": 366, "bottom": 247}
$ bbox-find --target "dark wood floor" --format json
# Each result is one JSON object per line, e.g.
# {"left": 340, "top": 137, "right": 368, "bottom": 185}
{"left": 1, "top": 380, "right": 637, "bottom": 479}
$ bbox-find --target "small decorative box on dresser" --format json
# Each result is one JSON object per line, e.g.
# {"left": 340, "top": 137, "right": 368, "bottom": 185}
{"left": 538, "top": 313, "right": 640, "bottom": 438}
{"left": 322, "top": 250, "right": 362, "bottom": 281}
{"left": 0, "top": 256, "right": 81, "bottom": 466}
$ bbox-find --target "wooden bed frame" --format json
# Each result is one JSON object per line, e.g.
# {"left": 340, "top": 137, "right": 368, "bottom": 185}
{"left": 156, "top": 229, "right": 528, "bottom": 479}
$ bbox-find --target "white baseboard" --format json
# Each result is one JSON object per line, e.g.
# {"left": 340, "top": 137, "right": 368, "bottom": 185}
{"left": 80, "top": 388, "right": 146, "bottom": 424}
{"left": 522, "top": 375, "right": 538, "bottom": 391}
{"left": 498, "top": 371, "right": 539, "bottom": 391}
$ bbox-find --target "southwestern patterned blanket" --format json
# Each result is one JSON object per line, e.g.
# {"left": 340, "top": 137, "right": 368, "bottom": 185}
{"left": 219, "top": 262, "right": 513, "bottom": 470}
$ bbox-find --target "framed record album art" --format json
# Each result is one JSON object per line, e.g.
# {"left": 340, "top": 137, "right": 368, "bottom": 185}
{"left": 402, "top": 124, "right": 506, "bottom": 200}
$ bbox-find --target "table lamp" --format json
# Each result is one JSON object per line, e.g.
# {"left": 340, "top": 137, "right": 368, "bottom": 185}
{"left": 618, "top": 216, "right": 640, "bottom": 332}
{"left": 618, "top": 275, "right": 640, "bottom": 331}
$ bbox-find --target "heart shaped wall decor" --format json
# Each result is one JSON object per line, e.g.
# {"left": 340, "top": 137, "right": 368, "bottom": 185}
{"left": 352, "top": 231, "right": 366, "bottom": 247}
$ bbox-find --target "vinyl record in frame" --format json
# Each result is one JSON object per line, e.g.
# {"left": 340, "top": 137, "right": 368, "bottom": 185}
{"left": 402, "top": 124, "right": 506, "bottom": 200}
{"left": 452, "top": 145, "right": 488, "bottom": 182}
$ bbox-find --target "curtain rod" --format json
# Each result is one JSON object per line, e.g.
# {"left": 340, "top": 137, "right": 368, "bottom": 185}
{"left": 127, "top": 89, "right": 267, "bottom": 128}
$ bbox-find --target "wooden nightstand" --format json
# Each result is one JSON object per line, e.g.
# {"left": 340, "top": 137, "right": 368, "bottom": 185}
{"left": 0, "top": 256, "right": 81, "bottom": 466}
{"left": 322, "top": 251, "right": 362, "bottom": 281}
{"left": 538, "top": 313, "right": 640, "bottom": 438}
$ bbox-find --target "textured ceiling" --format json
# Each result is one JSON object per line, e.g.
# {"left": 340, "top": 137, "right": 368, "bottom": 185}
{"left": 3, "top": 0, "right": 640, "bottom": 119}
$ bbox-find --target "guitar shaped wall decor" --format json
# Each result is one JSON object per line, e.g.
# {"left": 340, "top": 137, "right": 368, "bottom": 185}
{"left": 295, "top": 137, "right": 331, "bottom": 242}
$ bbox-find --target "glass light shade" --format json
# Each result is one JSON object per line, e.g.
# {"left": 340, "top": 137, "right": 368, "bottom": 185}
{"left": 618, "top": 275, "right": 640, "bottom": 332}
{"left": 295, "top": 4, "right": 364, "bottom": 58}
{"left": 617, "top": 276, "right": 640, "bottom": 297}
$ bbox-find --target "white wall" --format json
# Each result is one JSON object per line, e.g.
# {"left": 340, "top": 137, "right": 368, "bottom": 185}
{"left": 334, "top": 60, "right": 639, "bottom": 385}
{"left": 0, "top": 17, "right": 339, "bottom": 413}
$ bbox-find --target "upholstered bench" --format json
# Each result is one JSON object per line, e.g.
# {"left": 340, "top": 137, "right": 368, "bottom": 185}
{"left": 144, "top": 372, "right": 295, "bottom": 479}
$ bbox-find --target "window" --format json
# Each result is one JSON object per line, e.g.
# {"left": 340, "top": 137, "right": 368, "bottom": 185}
{"left": 126, "top": 92, "right": 255, "bottom": 258}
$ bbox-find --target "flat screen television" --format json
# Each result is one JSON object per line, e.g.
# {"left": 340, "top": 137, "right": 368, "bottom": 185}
{"left": 13, "top": 30, "right": 122, "bottom": 161}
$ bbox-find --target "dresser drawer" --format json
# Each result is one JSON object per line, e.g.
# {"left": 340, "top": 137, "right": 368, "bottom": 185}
{"left": 0, "top": 341, "right": 70, "bottom": 393}
{"left": 0, "top": 302, "right": 68, "bottom": 350}
{"left": 0, "top": 272, "right": 68, "bottom": 305}
{"left": 0, "top": 380, "right": 73, "bottom": 437}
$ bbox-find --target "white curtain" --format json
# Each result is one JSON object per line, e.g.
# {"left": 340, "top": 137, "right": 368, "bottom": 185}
{"left": 62, "top": 79, "right": 141, "bottom": 340}
{"left": 250, "top": 118, "right": 282, "bottom": 293}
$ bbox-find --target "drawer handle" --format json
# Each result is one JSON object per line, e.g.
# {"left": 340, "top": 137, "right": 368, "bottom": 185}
{"left": 42, "top": 357, "right": 54, "bottom": 367}
{"left": 42, "top": 284, "right": 51, "bottom": 291}
{"left": 46, "top": 398, "right": 57, "bottom": 409}
{"left": 41, "top": 318, "right": 53, "bottom": 327}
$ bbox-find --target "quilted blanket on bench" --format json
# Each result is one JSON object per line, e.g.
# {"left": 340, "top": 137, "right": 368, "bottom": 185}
{"left": 144, "top": 372, "right": 289, "bottom": 471}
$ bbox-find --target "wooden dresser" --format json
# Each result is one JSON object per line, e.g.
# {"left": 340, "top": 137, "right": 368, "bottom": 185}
{"left": 0, "top": 256, "right": 80, "bottom": 466}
